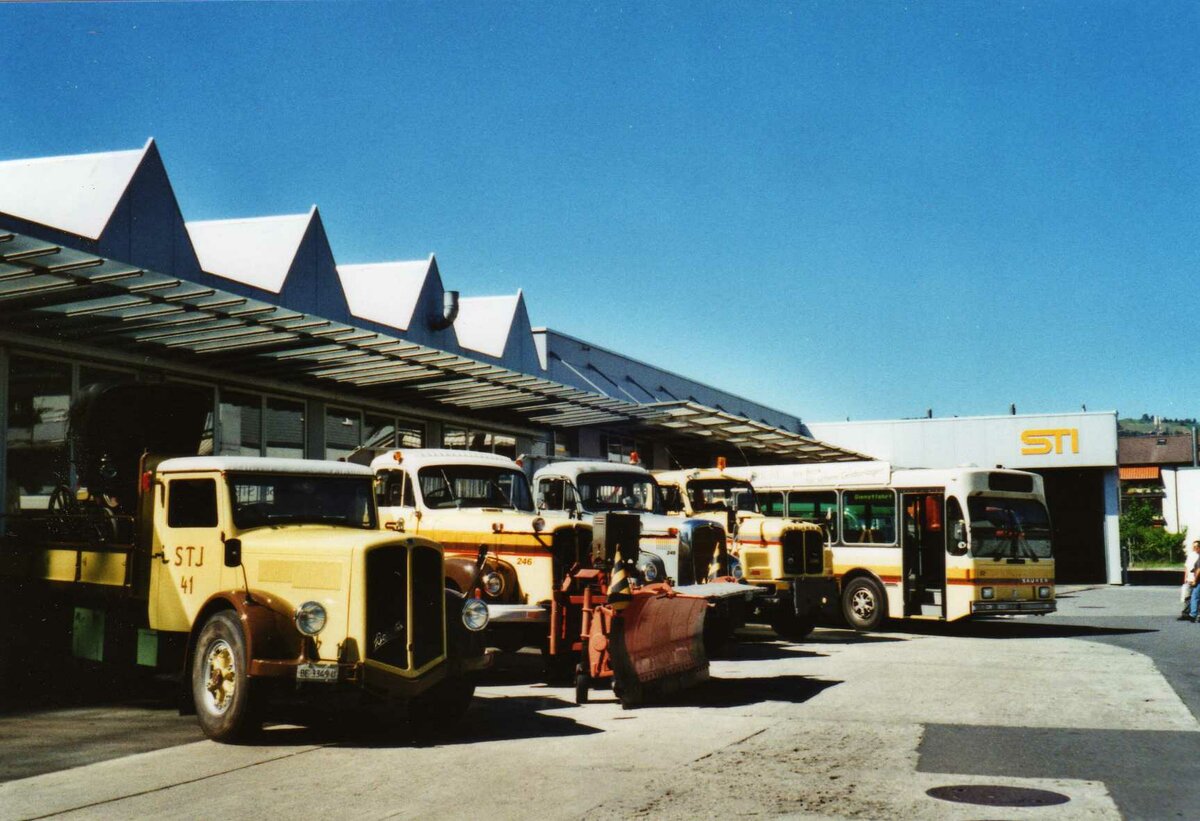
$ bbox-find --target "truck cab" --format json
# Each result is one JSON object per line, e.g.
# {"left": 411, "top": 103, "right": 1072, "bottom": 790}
{"left": 655, "top": 466, "right": 835, "bottom": 639}
{"left": 0, "top": 383, "right": 488, "bottom": 742}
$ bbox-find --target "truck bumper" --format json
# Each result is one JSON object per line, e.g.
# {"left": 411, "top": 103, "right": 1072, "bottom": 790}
{"left": 971, "top": 600, "right": 1057, "bottom": 615}
{"left": 486, "top": 603, "right": 550, "bottom": 623}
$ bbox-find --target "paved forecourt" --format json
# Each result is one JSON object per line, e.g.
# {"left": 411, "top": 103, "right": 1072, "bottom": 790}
{"left": 1, "top": 587, "right": 1191, "bottom": 820}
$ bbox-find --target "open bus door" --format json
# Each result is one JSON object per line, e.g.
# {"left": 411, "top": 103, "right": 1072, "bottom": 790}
{"left": 901, "top": 493, "right": 946, "bottom": 618}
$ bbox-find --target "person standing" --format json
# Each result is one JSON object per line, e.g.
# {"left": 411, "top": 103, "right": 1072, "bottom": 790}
{"left": 1186, "top": 541, "right": 1200, "bottom": 621}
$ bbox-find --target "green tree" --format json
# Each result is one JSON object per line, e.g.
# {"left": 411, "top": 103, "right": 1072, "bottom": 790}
{"left": 1121, "top": 500, "right": 1187, "bottom": 566}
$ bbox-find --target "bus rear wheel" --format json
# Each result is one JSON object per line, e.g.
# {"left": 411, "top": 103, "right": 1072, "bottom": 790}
{"left": 842, "top": 577, "right": 886, "bottom": 631}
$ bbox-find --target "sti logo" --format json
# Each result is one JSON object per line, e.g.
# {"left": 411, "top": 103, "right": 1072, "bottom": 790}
{"left": 1021, "top": 428, "right": 1080, "bottom": 456}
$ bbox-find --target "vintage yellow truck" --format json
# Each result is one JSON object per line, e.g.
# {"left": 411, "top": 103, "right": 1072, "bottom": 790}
{"left": 0, "top": 384, "right": 488, "bottom": 742}
{"left": 655, "top": 465, "right": 836, "bottom": 639}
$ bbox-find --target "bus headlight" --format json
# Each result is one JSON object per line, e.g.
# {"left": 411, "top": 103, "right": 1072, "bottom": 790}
{"left": 980, "top": 587, "right": 995, "bottom": 600}
{"left": 462, "top": 598, "right": 489, "bottom": 632}
{"left": 483, "top": 572, "right": 505, "bottom": 597}
{"left": 294, "top": 601, "right": 327, "bottom": 636}
{"left": 1037, "top": 586, "right": 1051, "bottom": 599}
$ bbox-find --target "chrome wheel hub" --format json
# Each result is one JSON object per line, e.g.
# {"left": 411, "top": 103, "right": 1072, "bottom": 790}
{"left": 203, "top": 639, "right": 237, "bottom": 714}
{"left": 851, "top": 588, "right": 876, "bottom": 620}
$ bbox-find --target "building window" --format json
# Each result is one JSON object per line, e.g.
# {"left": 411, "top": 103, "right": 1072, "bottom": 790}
{"left": 599, "top": 433, "right": 641, "bottom": 465}
{"left": 264, "top": 398, "right": 305, "bottom": 459}
{"left": 6, "top": 356, "right": 71, "bottom": 511}
{"left": 325, "top": 407, "right": 362, "bottom": 461}
{"left": 442, "top": 428, "right": 516, "bottom": 459}
{"left": 218, "top": 390, "right": 263, "bottom": 456}
{"left": 364, "top": 415, "right": 425, "bottom": 451}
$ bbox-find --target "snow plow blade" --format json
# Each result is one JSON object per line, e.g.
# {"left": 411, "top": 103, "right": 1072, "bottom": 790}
{"left": 594, "top": 583, "right": 710, "bottom": 707}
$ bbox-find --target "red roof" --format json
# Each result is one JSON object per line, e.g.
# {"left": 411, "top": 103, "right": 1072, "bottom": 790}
{"left": 1120, "top": 466, "right": 1161, "bottom": 480}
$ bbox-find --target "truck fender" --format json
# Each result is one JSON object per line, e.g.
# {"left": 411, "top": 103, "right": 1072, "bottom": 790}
{"left": 445, "top": 553, "right": 520, "bottom": 602}
{"left": 179, "top": 590, "right": 305, "bottom": 712}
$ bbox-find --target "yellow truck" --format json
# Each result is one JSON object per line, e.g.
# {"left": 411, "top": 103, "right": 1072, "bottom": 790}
{"left": 655, "top": 464, "right": 836, "bottom": 639}
{"left": 0, "top": 384, "right": 489, "bottom": 742}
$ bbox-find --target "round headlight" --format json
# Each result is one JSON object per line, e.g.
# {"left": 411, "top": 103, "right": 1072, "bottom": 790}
{"left": 1038, "top": 585, "right": 1051, "bottom": 599}
{"left": 532, "top": 516, "right": 546, "bottom": 533}
{"left": 462, "top": 598, "right": 489, "bottom": 632}
{"left": 639, "top": 560, "right": 659, "bottom": 582}
{"left": 729, "top": 557, "right": 744, "bottom": 580}
{"left": 295, "top": 601, "right": 327, "bottom": 636}
{"left": 980, "top": 587, "right": 995, "bottom": 600}
{"left": 483, "top": 571, "right": 505, "bottom": 597}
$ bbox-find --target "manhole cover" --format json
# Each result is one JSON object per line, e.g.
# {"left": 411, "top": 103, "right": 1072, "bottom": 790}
{"left": 927, "top": 785, "right": 1070, "bottom": 807}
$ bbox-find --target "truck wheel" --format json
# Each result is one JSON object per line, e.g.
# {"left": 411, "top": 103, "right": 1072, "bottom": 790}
{"left": 192, "top": 611, "right": 260, "bottom": 742}
{"left": 842, "top": 577, "right": 887, "bottom": 631}
{"left": 409, "top": 676, "right": 475, "bottom": 741}
{"left": 574, "top": 667, "right": 590, "bottom": 705}
{"left": 769, "top": 607, "right": 815, "bottom": 641}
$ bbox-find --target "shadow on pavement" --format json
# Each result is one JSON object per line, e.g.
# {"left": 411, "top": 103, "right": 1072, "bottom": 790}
{"left": 890, "top": 618, "right": 1155, "bottom": 640}
{"left": 674, "top": 675, "right": 841, "bottom": 708}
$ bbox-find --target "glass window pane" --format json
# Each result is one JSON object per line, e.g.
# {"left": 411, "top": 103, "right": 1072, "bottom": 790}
{"left": 363, "top": 415, "right": 396, "bottom": 450}
{"left": 265, "top": 398, "right": 304, "bottom": 459}
{"left": 397, "top": 420, "right": 423, "bottom": 448}
{"left": 325, "top": 407, "right": 361, "bottom": 461}
{"left": 6, "top": 356, "right": 71, "bottom": 511}
{"left": 842, "top": 490, "right": 896, "bottom": 545}
{"left": 218, "top": 391, "right": 262, "bottom": 456}
{"left": 442, "top": 427, "right": 468, "bottom": 449}
{"left": 168, "top": 479, "right": 218, "bottom": 528}
{"left": 79, "top": 365, "right": 134, "bottom": 391}
{"left": 759, "top": 492, "right": 784, "bottom": 517}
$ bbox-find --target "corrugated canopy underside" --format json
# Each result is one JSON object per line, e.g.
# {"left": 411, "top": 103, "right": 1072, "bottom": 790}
{"left": 0, "top": 230, "right": 865, "bottom": 462}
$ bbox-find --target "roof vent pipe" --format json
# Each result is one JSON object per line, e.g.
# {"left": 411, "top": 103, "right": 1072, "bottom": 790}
{"left": 430, "top": 290, "right": 459, "bottom": 330}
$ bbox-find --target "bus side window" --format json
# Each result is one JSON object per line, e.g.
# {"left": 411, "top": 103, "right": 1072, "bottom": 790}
{"left": 947, "top": 497, "right": 967, "bottom": 555}
{"left": 759, "top": 492, "right": 784, "bottom": 517}
{"left": 788, "top": 490, "right": 838, "bottom": 540}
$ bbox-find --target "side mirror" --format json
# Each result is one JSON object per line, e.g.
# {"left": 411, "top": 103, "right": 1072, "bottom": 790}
{"left": 224, "top": 538, "right": 242, "bottom": 568}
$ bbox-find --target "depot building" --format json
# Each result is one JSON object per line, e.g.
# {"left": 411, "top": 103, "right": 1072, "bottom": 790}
{"left": 808, "top": 413, "right": 1120, "bottom": 584}
{"left": 0, "top": 139, "right": 867, "bottom": 530}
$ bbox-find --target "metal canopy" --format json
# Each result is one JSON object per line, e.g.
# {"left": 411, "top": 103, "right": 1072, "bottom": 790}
{"left": 0, "top": 230, "right": 864, "bottom": 462}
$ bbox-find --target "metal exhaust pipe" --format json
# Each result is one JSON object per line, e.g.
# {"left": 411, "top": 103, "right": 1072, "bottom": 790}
{"left": 430, "top": 290, "right": 459, "bottom": 330}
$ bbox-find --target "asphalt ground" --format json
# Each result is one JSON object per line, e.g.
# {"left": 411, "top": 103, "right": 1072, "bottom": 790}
{"left": 0, "top": 584, "right": 1195, "bottom": 819}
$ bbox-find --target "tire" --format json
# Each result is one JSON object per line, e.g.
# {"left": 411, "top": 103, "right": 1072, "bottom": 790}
{"left": 842, "top": 577, "right": 887, "bottom": 631}
{"left": 769, "top": 606, "right": 815, "bottom": 641}
{"left": 574, "top": 668, "right": 590, "bottom": 705}
{"left": 191, "top": 611, "right": 260, "bottom": 742}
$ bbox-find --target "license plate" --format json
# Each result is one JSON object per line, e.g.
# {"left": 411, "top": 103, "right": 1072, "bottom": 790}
{"left": 296, "top": 662, "right": 339, "bottom": 683}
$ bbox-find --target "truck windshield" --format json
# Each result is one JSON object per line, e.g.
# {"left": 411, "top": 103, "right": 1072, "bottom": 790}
{"left": 577, "top": 472, "right": 659, "bottom": 513}
{"left": 418, "top": 466, "right": 534, "bottom": 511}
{"left": 967, "top": 496, "right": 1053, "bottom": 560}
{"left": 689, "top": 479, "right": 758, "bottom": 513}
{"left": 229, "top": 474, "right": 377, "bottom": 530}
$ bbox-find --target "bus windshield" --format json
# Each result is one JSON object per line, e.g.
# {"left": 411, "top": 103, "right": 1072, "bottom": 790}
{"left": 418, "top": 465, "right": 534, "bottom": 511}
{"left": 689, "top": 479, "right": 758, "bottom": 513}
{"left": 230, "top": 474, "right": 377, "bottom": 530}
{"left": 967, "top": 496, "right": 1052, "bottom": 560}
{"left": 578, "top": 472, "right": 659, "bottom": 513}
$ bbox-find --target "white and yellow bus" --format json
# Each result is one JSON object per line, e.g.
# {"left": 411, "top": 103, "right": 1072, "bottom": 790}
{"left": 726, "top": 462, "right": 1056, "bottom": 630}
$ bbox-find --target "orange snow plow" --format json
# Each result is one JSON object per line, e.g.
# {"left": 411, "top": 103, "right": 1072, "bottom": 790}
{"left": 553, "top": 512, "right": 710, "bottom": 706}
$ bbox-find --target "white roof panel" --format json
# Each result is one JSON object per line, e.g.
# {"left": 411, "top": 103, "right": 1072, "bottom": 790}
{"left": 158, "top": 456, "right": 372, "bottom": 476}
{"left": 455, "top": 293, "right": 520, "bottom": 358}
{"left": 370, "top": 448, "right": 520, "bottom": 473}
{"left": 0, "top": 141, "right": 148, "bottom": 239}
{"left": 186, "top": 210, "right": 312, "bottom": 293}
{"left": 338, "top": 258, "right": 431, "bottom": 331}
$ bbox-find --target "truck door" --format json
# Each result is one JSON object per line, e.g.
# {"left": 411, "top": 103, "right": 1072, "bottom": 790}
{"left": 149, "top": 477, "right": 225, "bottom": 632}
{"left": 901, "top": 492, "right": 946, "bottom": 618}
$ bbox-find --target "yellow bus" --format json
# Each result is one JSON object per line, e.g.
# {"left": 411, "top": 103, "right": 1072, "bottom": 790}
{"left": 727, "top": 462, "right": 1055, "bottom": 630}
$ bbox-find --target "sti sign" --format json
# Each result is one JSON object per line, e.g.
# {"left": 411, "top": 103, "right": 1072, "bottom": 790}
{"left": 808, "top": 413, "right": 1118, "bottom": 470}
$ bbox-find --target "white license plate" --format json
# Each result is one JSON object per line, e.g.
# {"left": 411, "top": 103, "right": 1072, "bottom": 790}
{"left": 296, "top": 662, "right": 339, "bottom": 683}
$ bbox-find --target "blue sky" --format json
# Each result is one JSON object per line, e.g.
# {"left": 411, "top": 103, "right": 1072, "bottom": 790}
{"left": 2, "top": 1, "right": 1197, "bottom": 424}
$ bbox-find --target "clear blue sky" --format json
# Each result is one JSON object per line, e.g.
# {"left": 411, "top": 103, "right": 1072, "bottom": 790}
{"left": 2, "top": 1, "right": 1197, "bottom": 424}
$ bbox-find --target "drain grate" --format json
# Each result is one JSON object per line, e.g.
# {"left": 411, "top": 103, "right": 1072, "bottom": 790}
{"left": 927, "top": 785, "right": 1070, "bottom": 807}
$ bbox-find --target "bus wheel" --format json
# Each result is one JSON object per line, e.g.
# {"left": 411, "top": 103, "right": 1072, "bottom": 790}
{"left": 770, "top": 606, "right": 814, "bottom": 641}
{"left": 842, "top": 577, "right": 887, "bottom": 631}
{"left": 192, "top": 611, "right": 260, "bottom": 742}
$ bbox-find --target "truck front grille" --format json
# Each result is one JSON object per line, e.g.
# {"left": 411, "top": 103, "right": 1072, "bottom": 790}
{"left": 782, "top": 529, "right": 824, "bottom": 576}
{"left": 410, "top": 544, "right": 444, "bottom": 670}
{"left": 365, "top": 546, "right": 409, "bottom": 669}
{"left": 679, "top": 521, "right": 723, "bottom": 585}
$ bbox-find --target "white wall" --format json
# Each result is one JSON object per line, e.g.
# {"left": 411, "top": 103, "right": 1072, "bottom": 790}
{"left": 1163, "top": 468, "right": 1200, "bottom": 540}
